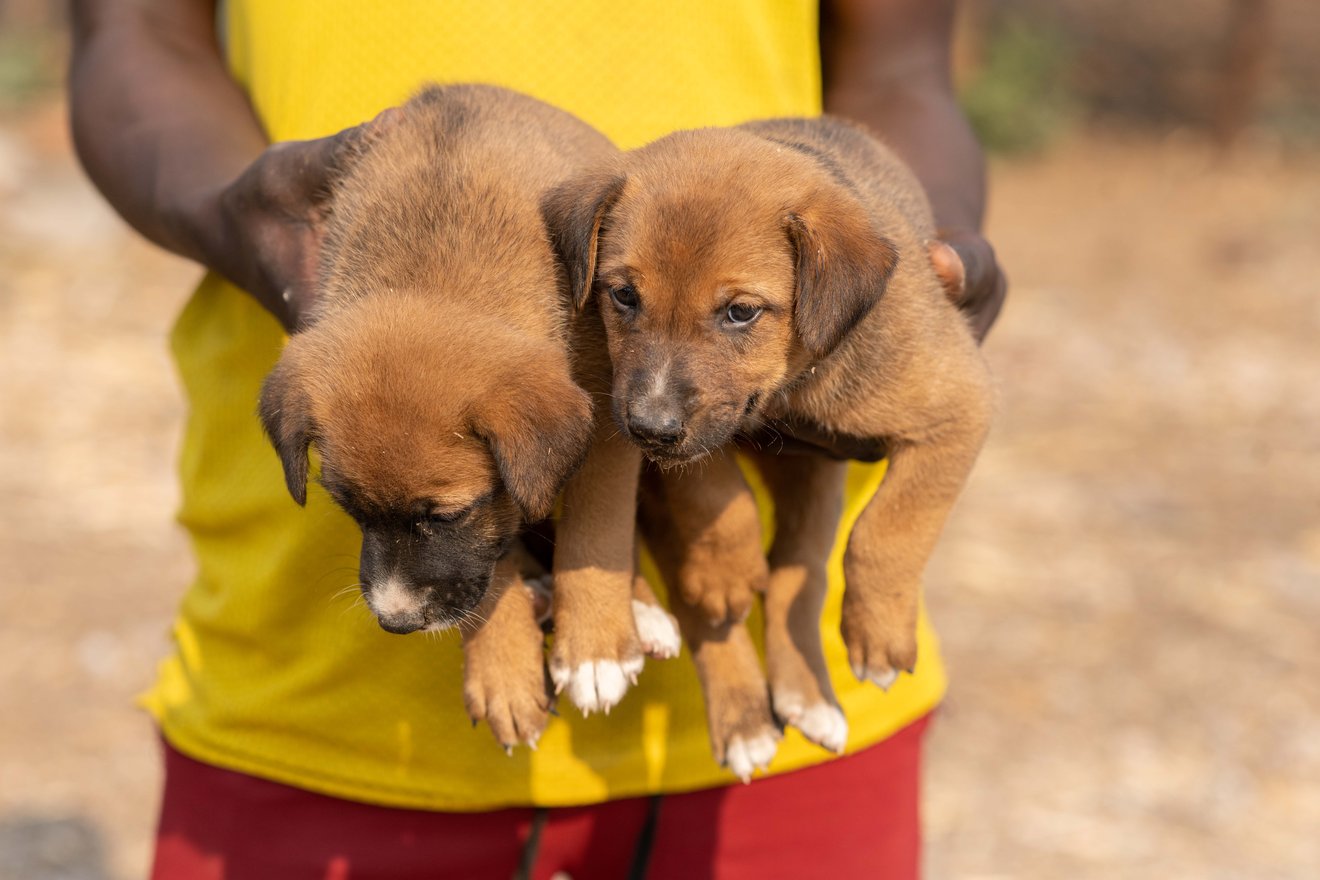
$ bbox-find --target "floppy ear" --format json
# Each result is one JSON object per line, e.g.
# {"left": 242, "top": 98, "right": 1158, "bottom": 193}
{"left": 785, "top": 190, "right": 900, "bottom": 358}
{"left": 475, "top": 357, "right": 594, "bottom": 520}
{"left": 258, "top": 355, "right": 315, "bottom": 506}
{"left": 542, "top": 171, "right": 627, "bottom": 310}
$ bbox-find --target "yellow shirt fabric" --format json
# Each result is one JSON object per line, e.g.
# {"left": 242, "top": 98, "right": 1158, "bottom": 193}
{"left": 143, "top": 0, "right": 947, "bottom": 811}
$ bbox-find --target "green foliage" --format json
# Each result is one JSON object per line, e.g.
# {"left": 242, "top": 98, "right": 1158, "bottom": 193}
{"left": 0, "top": 31, "right": 61, "bottom": 106}
{"left": 960, "top": 16, "right": 1074, "bottom": 155}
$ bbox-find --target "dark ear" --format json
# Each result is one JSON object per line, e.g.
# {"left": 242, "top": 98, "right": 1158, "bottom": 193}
{"left": 542, "top": 170, "right": 627, "bottom": 310}
{"left": 475, "top": 357, "right": 594, "bottom": 520}
{"left": 258, "top": 356, "right": 315, "bottom": 506}
{"left": 785, "top": 191, "right": 900, "bottom": 358}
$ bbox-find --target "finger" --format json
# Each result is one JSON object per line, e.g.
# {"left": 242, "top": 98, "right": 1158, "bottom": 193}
{"left": 945, "top": 236, "right": 994, "bottom": 310}
{"left": 926, "top": 240, "right": 966, "bottom": 300}
{"left": 970, "top": 268, "right": 1008, "bottom": 342}
{"left": 938, "top": 229, "right": 1008, "bottom": 341}
{"left": 319, "top": 106, "right": 403, "bottom": 189}
{"left": 265, "top": 113, "right": 387, "bottom": 206}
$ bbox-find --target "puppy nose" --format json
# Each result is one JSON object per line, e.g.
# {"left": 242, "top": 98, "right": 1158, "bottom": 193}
{"left": 627, "top": 399, "right": 684, "bottom": 445}
{"left": 377, "top": 616, "right": 421, "bottom": 635}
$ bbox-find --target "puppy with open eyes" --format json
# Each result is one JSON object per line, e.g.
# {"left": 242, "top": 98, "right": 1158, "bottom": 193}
{"left": 259, "top": 84, "right": 679, "bottom": 752}
{"left": 544, "top": 116, "right": 993, "bottom": 777}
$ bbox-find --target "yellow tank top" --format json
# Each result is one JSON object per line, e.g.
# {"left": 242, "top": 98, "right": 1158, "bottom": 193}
{"left": 143, "top": 0, "right": 947, "bottom": 810}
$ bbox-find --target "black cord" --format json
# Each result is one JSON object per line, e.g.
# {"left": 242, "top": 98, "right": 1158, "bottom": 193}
{"left": 514, "top": 808, "right": 549, "bottom": 880}
{"left": 627, "top": 796, "right": 663, "bottom": 880}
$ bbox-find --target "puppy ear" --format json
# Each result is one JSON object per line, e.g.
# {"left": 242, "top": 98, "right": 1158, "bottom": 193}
{"left": 258, "top": 355, "right": 315, "bottom": 506}
{"left": 786, "top": 190, "right": 899, "bottom": 358}
{"left": 542, "top": 171, "right": 627, "bottom": 310}
{"left": 475, "top": 356, "right": 593, "bottom": 520}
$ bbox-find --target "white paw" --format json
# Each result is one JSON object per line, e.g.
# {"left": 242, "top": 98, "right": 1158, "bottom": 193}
{"left": 632, "top": 600, "right": 681, "bottom": 659}
{"left": 551, "top": 656, "right": 644, "bottom": 715}
{"left": 724, "top": 731, "right": 779, "bottom": 783}
{"left": 852, "top": 663, "right": 899, "bottom": 691}
{"left": 796, "top": 703, "right": 848, "bottom": 754}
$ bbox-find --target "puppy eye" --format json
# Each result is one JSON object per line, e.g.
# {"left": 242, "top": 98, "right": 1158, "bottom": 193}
{"left": 610, "top": 284, "right": 639, "bottom": 311}
{"left": 725, "top": 303, "right": 762, "bottom": 326}
{"left": 413, "top": 509, "right": 465, "bottom": 535}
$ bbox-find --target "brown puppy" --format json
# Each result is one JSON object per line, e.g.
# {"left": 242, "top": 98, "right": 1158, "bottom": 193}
{"left": 546, "top": 116, "right": 993, "bottom": 766}
{"left": 259, "top": 85, "right": 672, "bottom": 750}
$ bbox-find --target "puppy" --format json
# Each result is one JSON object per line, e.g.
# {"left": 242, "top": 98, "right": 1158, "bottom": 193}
{"left": 259, "top": 85, "right": 674, "bottom": 750}
{"left": 546, "top": 116, "right": 993, "bottom": 772}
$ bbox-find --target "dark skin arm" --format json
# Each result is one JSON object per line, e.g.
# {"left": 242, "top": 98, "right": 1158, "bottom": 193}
{"left": 822, "top": 0, "right": 1006, "bottom": 340}
{"left": 68, "top": 0, "right": 373, "bottom": 330}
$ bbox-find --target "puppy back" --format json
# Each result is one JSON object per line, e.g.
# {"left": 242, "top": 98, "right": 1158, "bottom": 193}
{"left": 739, "top": 116, "right": 935, "bottom": 243}
{"left": 315, "top": 84, "right": 616, "bottom": 339}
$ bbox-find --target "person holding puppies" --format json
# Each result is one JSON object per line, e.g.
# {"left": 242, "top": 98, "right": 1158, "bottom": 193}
{"left": 70, "top": 1, "right": 1005, "bottom": 877}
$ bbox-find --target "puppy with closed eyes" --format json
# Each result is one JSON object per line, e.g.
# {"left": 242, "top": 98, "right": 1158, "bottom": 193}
{"left": 259, "top": 84, "right": 677, "bottom": 751}
{"left": 545, "top": 115, "right": 993, "bottom": 774}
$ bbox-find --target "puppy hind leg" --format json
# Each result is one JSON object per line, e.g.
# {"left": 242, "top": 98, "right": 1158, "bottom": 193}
{"left": 755, "top": 453, "right": 850, "bottom": 754}
{"left": 640, "top": 479, "right": 780, "bottom": 782}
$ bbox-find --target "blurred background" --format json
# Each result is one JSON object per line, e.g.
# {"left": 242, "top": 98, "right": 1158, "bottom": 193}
{"left": 1, "top": 1, "right": 1317, "bottom": 877}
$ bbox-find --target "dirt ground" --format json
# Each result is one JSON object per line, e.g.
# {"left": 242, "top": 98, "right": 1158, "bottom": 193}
{"left": 1, "top": 99, "right": 1317, "bottom": 879}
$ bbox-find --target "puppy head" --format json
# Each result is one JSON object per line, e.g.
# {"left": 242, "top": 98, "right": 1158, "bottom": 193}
{"left": 259, "top": 296, "right": 591, "bottom": 633}
{"left": 545, "top": 129, "right": 896, "bottom": 464}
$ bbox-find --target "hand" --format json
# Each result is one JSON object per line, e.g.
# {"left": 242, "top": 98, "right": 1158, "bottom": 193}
{"left": 927, "top": 229, "right": 1007, "bottom": 342}
{"left": 176, "top": 110, "right": 394, "bottom": 330}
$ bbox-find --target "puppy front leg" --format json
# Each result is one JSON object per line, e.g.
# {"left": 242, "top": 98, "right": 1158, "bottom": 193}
{"left": 549, "top": 416, "right": 645, "bottom": 714}
{"left": 652, "top": 452, "right": 769, "bottom": 625}
{"left": 753, "top": 452, "right": 850, "bottom": 754}
{"left": 461, "top": 542, "right": 552, "bottom": 752}
{"left": 842, "top": 414, "right": 989, "bottom": 688}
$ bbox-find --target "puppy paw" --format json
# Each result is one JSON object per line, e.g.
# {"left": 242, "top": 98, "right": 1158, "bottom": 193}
{"left": 766, "top": 633, "right": 848, "bottom": 754}
{"left": 463, "top": 657, "right": 552, "bottom": 753}
{"left": 548, "top": 625, "right": 645, "bottom": 716}
{"left": 549, "top": 568, "right": 646, "bottom": 715}
{"left": 707, "top": 678, "right": 782, "bottom": 783}
{"left": 632, "top": 599, "right": 681, "bottom": 659}
{"left": 722, "top": 728, "right": 780, "bottom": 784}
{"left": 840, "top": 599, "right": 918, "bottom": 690}
{"left": 548, "top": 656, "right": 643, "bottom": 715}
{"left": 773, "top": 692, "right": 848, "bottom": 755}
{"left": 677, "top": 558, "right": 766, "bottom": 626}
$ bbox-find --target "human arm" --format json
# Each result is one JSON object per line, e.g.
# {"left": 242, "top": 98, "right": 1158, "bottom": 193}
{"left": 820, "top": 0, "right": 1006, "bottom": 339}
{"left": 68, "top": 0, "right": 367, "bottom": 328}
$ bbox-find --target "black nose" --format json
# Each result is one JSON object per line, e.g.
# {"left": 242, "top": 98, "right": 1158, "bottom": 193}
{"left": 377, "top": 616, "right": 421, "bottom": 635}
{"left": 627, "top": 399, "right": 684, "bottom": 446}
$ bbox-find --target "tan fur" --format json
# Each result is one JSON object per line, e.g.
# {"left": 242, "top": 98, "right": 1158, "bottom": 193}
{"left": 639, "top": 469, "right": 780, "bottom": 775}
{"left": 754, "top": 452, "right": 849, "bottom": 748}
{"left": 549, "top": 115, "right": 993, "bottom": 757}
{"left": 644, "top": 453, "right": 768, "bottom": 625}
{"left": 462, "top": 541, "right": 552, "bottom": 751}
{"left": 258, "top": 85, "right": 648, "bottom": 743}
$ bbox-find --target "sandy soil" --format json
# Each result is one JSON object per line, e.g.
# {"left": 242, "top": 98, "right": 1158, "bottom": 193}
{"left": 1, "top": 100, "right": 1317, "bottom": 879}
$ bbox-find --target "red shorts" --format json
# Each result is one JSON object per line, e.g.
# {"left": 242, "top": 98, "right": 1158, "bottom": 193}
{"left": 152, "top": 715, "right": 928, "bottom": 880}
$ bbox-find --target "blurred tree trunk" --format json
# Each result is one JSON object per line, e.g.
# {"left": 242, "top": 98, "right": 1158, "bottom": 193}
{"left": 1215, "top": 0, "right": 1273, "bottom": 144}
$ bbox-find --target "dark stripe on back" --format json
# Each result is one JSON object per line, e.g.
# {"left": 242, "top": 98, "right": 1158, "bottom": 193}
{"left": 754, "top": 132, "right": 858, "bottom": 194}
